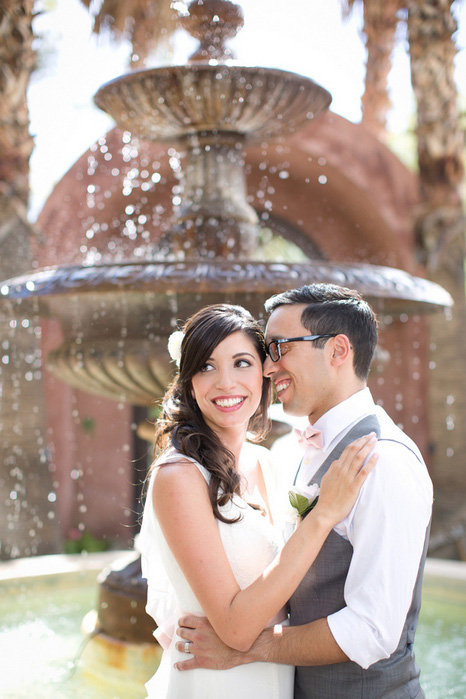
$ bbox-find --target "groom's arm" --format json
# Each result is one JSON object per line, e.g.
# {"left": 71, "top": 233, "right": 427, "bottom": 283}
{"left": 253, "top": 618, "right": 349, "bottom": 666}
{"left": 175, "top": 615, "right": 348, "bottom": 671}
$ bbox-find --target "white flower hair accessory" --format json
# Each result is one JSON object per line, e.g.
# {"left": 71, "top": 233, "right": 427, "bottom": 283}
{"left": 167, "top": 330, "right": 185, "bottom": 367}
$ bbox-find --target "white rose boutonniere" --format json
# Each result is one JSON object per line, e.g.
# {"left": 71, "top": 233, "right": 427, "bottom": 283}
{"left": 286, "top": 484, "right": 320, "bottom": 525}
{"left": 167, "top": 330, "right": 184, "bottom": 367}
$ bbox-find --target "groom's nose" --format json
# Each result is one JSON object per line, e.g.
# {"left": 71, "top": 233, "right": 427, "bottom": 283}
{"left": 263, "top": 354, "right": 277, "bottom": 378}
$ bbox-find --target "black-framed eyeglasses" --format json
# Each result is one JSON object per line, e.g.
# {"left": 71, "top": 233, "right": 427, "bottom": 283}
{"left": 266, "top": 334, "right": 337, "bottom": 362}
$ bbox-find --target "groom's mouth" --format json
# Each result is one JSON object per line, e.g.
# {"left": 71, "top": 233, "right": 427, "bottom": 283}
{"left": 275, "top": 379, "right": 291, "bottom": 398}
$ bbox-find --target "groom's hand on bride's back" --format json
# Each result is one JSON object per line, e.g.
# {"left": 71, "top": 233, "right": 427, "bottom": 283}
{"left": 175, "top": 615, "right": 244, "bottom": 671}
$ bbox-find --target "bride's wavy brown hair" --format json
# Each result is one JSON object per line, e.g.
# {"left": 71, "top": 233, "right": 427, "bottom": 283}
{"left": 152, "top": 304, "right": 271, "bottom": 523}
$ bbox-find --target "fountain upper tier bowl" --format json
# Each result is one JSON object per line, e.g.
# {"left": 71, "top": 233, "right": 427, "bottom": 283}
{"left": 93, "top": 64, "right": 332, "bottom": 143}
{"left": 1, "top": 258, "right": 452, "bottom": 405}
{"left": 2, "top": 258, "right": 453, "bottom": 311}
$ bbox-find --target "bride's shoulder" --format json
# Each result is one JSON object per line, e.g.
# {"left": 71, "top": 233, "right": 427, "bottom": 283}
{"left": 155, "top": 446, "right": 192, "bottom": 466}
{"left": 153, "top": 447, "right": 210, "bottom": 485}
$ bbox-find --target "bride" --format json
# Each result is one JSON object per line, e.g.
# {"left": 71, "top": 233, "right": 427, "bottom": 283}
{"left": 138, "top": 304, "right": 377, "bottom": 698}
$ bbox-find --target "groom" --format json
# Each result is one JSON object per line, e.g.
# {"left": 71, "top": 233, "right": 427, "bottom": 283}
{"left": 176, "top": 283, "right": 433, "bottom": 698}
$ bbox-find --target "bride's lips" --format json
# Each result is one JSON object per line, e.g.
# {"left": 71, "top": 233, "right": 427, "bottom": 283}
{"left": 211, "top": 395, "right": 247, "bottom": 411}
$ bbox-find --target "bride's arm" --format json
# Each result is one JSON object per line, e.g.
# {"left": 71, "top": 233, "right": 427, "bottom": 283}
{"left": 153, "top": 433, "right": 378, "bottom": 653}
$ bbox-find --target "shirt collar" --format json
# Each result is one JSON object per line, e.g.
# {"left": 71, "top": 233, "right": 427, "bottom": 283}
{"left": 311, "top": 387, "right": 375, "bottom": 451}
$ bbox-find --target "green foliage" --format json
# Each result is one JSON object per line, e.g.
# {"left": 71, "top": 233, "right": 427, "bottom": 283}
{"left": 257, "top": 227, "right": 309, "bottom": 262}
{"left": 387, "top": 126, "right": 418, "bottom": 172}
{"left": 65, "top": 530, "right": 109, "bottom": 554}
{"left": 80, "top": 417, "right": 96, "bottom": 435}
{"left": 148, "top": 404, "right": 162, "bottom": 421}
{"left": 288, "top": 489, "right": 319, "bottom": 517}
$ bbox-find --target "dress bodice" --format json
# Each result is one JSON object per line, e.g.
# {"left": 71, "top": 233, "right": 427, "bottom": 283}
{"left": 140, "top": 446, "right": 283, "bottom": 625}
{"left": 138, "top": 444, "right": 294, "bottom": 698}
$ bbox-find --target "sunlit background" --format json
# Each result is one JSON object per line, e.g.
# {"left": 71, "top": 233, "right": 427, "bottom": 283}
{"left": 1, "top": 1, "right": 466, "bottom": 696}
{"left": 28, "top": 0, "right": 466, "bottom": 220}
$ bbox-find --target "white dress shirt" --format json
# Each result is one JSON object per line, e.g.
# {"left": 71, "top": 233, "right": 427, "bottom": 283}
{"left": 292, "top": 388, "right": 433, "bottom": 669}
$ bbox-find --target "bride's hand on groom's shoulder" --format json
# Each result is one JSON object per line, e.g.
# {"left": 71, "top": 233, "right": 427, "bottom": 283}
{"left": 314, "top": 433, "right": 379, "bottom": 527}
{"left": 175, "top": 615, "right": 245, "bottom": 671}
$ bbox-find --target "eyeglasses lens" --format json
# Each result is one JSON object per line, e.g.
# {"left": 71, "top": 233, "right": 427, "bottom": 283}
{"left": 269, "top": 342, "right": 279, "bottom": 362}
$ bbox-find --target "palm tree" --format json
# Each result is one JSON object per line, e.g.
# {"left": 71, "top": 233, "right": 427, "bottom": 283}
{"left": 342, "top": 0, "right": 466, "bottom": 553}
{"left": 406, "top": 0, "right": 466, "bottom": 542}
{"left": 341, "top": 0, "right": 404, "bottom": 141}
{"left": 79, "top": 0, "right": 176, "bottom": 66}
{"left": 0, "top": 0, "right": 60, "bottom": 557}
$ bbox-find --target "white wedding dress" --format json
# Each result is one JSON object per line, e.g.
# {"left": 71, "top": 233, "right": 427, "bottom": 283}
{"left": 138, "top": 444, "right": 294, "bottom": 699}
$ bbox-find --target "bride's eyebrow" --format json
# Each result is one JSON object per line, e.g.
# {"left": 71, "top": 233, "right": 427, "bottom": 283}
{"left": 204, "top": 351, "right": 255, "bottom": 362}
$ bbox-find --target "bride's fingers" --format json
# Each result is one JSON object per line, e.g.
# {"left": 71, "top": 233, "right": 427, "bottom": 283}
{"left": 354, "top": 451, "right": 379, "bottom": 482}
{"left": 349, "top": 434, "right": 378, "bottom": 468}
{"left": 335, "top": 433, "right": 377, "bottom": 472}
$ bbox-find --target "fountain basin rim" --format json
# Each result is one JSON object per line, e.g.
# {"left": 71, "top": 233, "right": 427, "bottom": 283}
{"left": 94, "top": 62, "right": 333, "bottom": 94}
{"left": 0, "top": 259, "right": 453, "bottom": 310}
{"left": 94, "top": 63, "right": 332, "bottom": 142}
{"left": 1, "top": 552, "right": 464, "bottom": 583}
{"left": 0, "top": 550, "right": 132, "bottom": 582}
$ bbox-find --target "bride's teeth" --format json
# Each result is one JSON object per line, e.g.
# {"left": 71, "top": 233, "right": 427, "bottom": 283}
{"left": 215, "top": 397, "right": 244, "bottom": 407}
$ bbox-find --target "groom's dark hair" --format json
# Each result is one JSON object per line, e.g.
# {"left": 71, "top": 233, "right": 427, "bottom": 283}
{"left": 265, "top": 283, "right": 378, "bottom": 381}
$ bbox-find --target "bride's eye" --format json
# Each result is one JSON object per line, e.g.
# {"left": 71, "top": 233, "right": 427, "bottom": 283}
{"left": 200, "top": 361, "right": 215, "bottom": 372}
{"left": 235, "top": 358, "right": 252, "bottom": 368}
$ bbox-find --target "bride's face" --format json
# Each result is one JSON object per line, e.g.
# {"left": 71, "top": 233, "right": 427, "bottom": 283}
{"left": 190, "top": 330, "right": 264, "bottom": 437}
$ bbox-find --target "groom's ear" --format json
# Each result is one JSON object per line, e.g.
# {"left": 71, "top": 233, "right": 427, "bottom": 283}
{"left": 329, "top": 334, "right": 352, "bottom": 367}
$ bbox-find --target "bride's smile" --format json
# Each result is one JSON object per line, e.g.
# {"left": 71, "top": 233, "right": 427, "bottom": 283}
{"left": 190, "top": 331, "right": 264, "bottom": 435}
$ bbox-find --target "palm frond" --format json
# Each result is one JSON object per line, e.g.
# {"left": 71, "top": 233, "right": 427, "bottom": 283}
{"left": 80, "top": 0, "right": 178, "bottom": 64}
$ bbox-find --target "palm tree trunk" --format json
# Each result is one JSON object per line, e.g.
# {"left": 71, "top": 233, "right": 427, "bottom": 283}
{"left": 359, "top": 0, "right": 403, "bottom": 140}
{"left": 407, "top": 0, "right": 466, "bottom": 548}
{"left": 0, "top": 0, "right": 61, "bottom": 558}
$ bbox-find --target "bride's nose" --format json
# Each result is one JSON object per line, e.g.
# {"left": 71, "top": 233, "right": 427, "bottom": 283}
{"left": 216, "top": 366, "right": 236, "bottom": 390}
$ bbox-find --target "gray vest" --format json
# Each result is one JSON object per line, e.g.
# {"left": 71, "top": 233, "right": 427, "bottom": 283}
{"left": 290, "top": 414, "right": 430, "bottom": 699}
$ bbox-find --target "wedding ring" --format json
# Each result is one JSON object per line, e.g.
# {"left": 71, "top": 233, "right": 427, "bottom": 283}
{"left": 183, "top": 641, "right": 192, "bottom": 654}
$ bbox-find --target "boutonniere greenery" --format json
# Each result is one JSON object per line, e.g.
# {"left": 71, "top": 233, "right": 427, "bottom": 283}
{"left": 287, "top": 484, "right": 320, "bottom": 523}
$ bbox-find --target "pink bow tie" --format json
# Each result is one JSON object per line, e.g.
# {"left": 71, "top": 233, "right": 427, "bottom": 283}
{"left": 294, "top": 425, "right": 324, "bottom": 450}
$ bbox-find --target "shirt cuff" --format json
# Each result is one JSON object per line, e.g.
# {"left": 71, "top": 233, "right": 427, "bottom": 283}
{"left": 327, "top": 607, "right": 393, "bottom": 669}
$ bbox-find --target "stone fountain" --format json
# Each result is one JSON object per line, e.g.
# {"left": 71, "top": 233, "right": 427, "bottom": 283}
{"left": 2, "top": 1, "right": 451, "bottom": 410}
{"left": 0, "top": 0, "right": 453, "bottom": 687}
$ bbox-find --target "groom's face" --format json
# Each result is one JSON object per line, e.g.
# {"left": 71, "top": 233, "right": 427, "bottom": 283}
{"left": 264, "top": 304, "right": 335, "bottom": 422}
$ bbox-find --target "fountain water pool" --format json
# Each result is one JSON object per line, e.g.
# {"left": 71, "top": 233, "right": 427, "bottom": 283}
{"left": 0, "top": 554, "right": 465, "bottom": 698}
{"left": 0, "top": 551, "right": 158, "bottom": 698}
